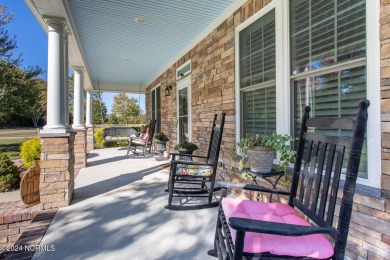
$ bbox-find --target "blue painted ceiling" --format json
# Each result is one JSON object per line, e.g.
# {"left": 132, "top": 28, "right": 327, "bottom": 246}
{"left": 68, "top": 0, "right": 236, "bottom": 90}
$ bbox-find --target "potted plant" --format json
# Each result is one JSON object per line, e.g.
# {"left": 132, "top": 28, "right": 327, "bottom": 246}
{"left": 232, "top": 133, "right": 296, "bottom": 173}
{"left": 154, "top": 132, "right": 169, "bottom": 160}
{"left": 174, "top": 140, "right": 198, "bottom": 160}
{"left": 174, "top": 140, "right": 198, "bottom": 154}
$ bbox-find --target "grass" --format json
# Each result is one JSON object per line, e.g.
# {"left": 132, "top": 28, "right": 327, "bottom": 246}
{"left": 0, "top": 130, "right": 38, "bottom": 160}
{"left": 0, "top": 132, "right": 39, "bottom": 138}
{"left": 0, "top": 138, "right": 26, "bottom": 160}
{"left": 0, "top": 127, "right": 37, "bottom": 132}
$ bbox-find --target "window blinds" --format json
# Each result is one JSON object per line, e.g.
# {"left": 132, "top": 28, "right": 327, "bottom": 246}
{"left": 240, "top": 10, "right": 275, "bottom": 88}
{"left": 291, "top": 0, "right": 366, "bottom": 75}
{"left": 291, "top": 0, "right": 367, "bottom": 177}
{"left": 240, "top": 9, "right": 276, "bottom": 136}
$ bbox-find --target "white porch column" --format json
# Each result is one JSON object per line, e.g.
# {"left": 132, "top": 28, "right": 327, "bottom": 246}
{"left": 43, "top": 18, "right": 66, "bottom": 131}
{"left": 72, "top": 67, "right": 85, "bottom": 129}
{"left": 63, "top": 31, "right": 70, "bottom": 127}
{"left": 86, "top": 91, "right": 93, "bottom": 127}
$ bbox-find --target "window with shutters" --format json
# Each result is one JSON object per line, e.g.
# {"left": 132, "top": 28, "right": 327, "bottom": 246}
{"left": 235, "top": 0, "right": 380, "bottom": 187}
{"left": 239, "top": 9, "right": 276, "bottom": 137}
{"left": 291, "top": 0, "right": 369, "bottom": 178}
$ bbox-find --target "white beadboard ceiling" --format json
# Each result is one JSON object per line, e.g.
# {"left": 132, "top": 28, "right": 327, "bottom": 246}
{"left": 26, "top": 0, "right": 241, "bottom": 93}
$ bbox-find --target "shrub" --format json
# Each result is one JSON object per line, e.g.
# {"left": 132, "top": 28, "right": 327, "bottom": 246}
{"left": 0, "top": 154, "right": 19, "bottom": 192}
{"left": 174, "top": 141, "right": 198, "bottom": 151}
{"left": 94, "top": 128, "right": 106, "bottom": 148}
{"left": 154, "top": 132, "right": 169, "bottom": 141}
{"left": 94, "top": 128, "right": 129, "bottom": 148}
{"left": 20, "top": 138, "right": 41, "bottom": 168}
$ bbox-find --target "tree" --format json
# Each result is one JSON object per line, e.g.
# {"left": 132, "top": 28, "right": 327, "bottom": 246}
{"left": 107, "top": 113, "right": 119, "bottom": 124}
{"left": 0, "top": 4, "right": 45, "bottom": 127}
{"left": 91, "top": 92, "right": 107, "bottom": 124}
{"left": 0, "top": 6, "right": 17, "bottom": 63}
{"left": 0, "top": 60, "right": 43, "bottom": 126}
{"left": 92, "top": 98, "right": 107, "bottom": 124}
{"left": 111, "top": 93, "right": 141, "bottom": 125}
{"left": 22, "top": 78, "right": 47, "bottom": 127}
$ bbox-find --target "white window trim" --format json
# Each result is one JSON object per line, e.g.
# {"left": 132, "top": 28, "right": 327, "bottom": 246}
{"left": 176, "top": 59, "right": 191, "bottom": 80}
{"left": 176, "top": 76, "right": 192, "bottom": 142}
{"left": 234, "top": 0, "right": 380, "bottom": 188}
{"left": 235, "top": 0, "right": 289, "bottom": 143}
{"left": 362, "top": 0, "right": 381, "bottom": 188}
{"left": 151, "top": 84, "right": 160, "bottom": 122}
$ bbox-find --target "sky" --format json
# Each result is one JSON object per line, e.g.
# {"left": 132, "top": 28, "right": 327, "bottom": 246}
{"left": 2, "top": 0, "right": 145, "bottom": 114}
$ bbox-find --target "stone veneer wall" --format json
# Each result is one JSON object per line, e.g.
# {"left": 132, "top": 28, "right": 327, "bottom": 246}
{"left": 73, "top": 130, "right": 87, "bottom": 177}
{"left": 39, "top": 133, "right": 75, "bottom": 210}
{"left": 86, "top": 127, "right": 94, "bottom": 154}
{"left": 145, "top": 0, "right": 390, "bottom": 258}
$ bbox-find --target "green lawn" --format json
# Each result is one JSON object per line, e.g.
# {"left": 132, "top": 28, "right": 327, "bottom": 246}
{"left": 0, "top": 138, "right": 26, "bottom": 160}
{"left": 0, "top": 127, "right": 37, "bottom": 132}
{"left": 0, "top": 131, "right": 38, "bottom": 160}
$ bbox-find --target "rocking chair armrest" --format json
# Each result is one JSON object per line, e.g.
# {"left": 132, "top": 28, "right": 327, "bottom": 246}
{"left": 170, "top": 160, "right": 212, "bottom": 167}
{"left": 229, "top": 217, "right": 337, "bottom": 236}
{"left": 217, "top": 181, "right": 291, "bottom": 196}
{"left": 169, "top": 153, "right": 207, "bottom": 159}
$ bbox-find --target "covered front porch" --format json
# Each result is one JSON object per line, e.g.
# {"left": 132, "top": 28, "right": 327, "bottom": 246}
{"left": 32, "top": 147, "right": 216, "bottom": 259}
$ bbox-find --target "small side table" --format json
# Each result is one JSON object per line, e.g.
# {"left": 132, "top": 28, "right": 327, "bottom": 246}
{"left": 245, "top": 169, "right": 285, "bottom": 202}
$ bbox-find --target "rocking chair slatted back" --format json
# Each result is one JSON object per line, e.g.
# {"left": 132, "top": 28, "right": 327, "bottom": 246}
{"left": 289, "top": 100, "right": 369, "bottom": 257}
{"left": 206, "top": 114, "right": 225, "bottom": 166}
{"left": 147, "top": 119, "right": 157, "bottom": 144}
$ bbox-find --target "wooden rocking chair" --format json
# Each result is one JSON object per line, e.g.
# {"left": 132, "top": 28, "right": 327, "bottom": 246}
{"left": 208, "top": 99, "right": 369, "bottom": 259}
{"left": 127, "top": 119, "right": 156, "bottom": 156}
{"left": 166, "top": 113, "right": 226, "bottom": 210}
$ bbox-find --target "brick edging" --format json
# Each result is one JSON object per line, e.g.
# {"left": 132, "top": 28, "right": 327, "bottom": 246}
{"left": 0, "top": 209, "right": 57, "bottom": 260}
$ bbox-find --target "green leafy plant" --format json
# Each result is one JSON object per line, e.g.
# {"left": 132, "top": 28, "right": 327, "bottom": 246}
{"left": 20, "top": 138, "right": 41, "bottom": 168}
{"left": 0, "top": 154, "right": 20, "bottom": 192}
{"left": 154, "top": 132, "right": 169, "bottom": 141}
{"left": 230, "top": 133, "right": 296, "bottom": 171}
{"left": 94, "top": 128, "right": 105, "bottom": 148}
{"left": 174, "top": 141, "right": 198, "bottom": 151}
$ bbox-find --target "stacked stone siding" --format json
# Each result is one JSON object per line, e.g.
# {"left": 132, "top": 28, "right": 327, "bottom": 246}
{"left": 73, "top": 130, "right": 87, "bottom": 177}
{"left": 145, "top": 0, "right": 390, "bottom": 258}
{"left": 86, "top": 127, "right": 94, "bottom": 154}
{"left": 39, "top": 133, "right": 75, "bottom": 210}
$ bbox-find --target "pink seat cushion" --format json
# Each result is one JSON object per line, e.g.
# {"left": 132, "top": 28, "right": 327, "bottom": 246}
{"left": 142, "top": 128, "right": 149, "bottom": 141}
{"left": 222, "top": 198, "right": 334, "bottom": 259}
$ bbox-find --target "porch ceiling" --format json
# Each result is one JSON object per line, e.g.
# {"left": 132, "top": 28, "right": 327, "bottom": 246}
{"left": 25, "top": 0, "right": 242, "bottom": 93}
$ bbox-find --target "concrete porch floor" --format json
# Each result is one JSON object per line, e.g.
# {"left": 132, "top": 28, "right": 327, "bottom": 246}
{"left": 32, "top": 147, "right": 218, "bottom": 260}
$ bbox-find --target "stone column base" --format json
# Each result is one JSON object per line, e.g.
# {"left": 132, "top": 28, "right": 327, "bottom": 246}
{"left": 86, "top": 127, "right": 94, "bottom": 154}
{"left": 73, "top": 129, "right": 87, "bottom": 177}
{"left": 39, "top": 132, "right": 75, "bottom": 210}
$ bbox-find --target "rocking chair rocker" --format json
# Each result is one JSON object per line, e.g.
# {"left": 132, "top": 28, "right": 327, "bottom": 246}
{"left": 166, "top": 113, "right": 226, "bottom": 210}
{"left": 208, "top": 99, "right": 369, "bottom": 259}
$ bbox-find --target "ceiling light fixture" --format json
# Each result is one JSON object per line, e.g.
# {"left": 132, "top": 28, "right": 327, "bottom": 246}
{"left": 134, "top": 17, "right": 148, "bottom": 24}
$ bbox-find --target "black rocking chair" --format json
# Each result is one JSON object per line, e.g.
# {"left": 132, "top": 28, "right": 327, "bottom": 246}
{"left": 166, "top": 113, "right": 226, "bottom": 210}
{"left": 127, "top": 119, "right": 156, "bottom": 156}
{"left": 208, "top": 99, "right": 369, "bottom": 259}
